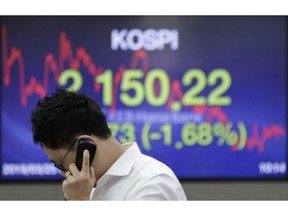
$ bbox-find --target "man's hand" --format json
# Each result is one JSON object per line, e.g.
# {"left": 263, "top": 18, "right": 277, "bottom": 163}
{"left": 62, "top": 150, "right": 96, "bottom": 200}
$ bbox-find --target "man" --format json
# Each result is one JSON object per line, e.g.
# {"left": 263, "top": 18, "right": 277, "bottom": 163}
{"left": 31, "top": 89, "right": 187, "bottom": 200}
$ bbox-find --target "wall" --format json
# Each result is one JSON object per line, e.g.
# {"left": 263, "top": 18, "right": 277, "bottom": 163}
{"left": 0, "top": 181, "right": 287, "bottom": 200}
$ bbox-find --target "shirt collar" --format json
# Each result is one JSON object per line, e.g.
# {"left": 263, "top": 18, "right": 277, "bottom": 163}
{"left": 104, "top": 142, "right": 142, "bottom": 176}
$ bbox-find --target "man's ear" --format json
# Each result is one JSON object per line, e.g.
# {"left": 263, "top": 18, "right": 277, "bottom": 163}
{"left": 77, "top": 135, "right": 95, "bottom": 143}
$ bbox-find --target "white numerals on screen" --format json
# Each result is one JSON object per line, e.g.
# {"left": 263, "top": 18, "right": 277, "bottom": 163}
{"left": 258, "top": 162, "right": 286, "bottom": 174}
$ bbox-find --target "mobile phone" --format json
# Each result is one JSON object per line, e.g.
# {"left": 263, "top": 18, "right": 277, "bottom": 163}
{"left": 75, "top": 140, "right": 97, "bottom": 171}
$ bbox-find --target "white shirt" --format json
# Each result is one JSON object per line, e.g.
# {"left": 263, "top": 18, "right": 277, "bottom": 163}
{"left": 90, "top": 142, "right": 187, "bottom": 200}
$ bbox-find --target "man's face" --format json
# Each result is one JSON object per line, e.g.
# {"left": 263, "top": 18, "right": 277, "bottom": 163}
{"left": 42, "top": 135, "right": 95, "bottom": 175}
{"left": 43, "top": 144, "right": 76, "bottom": 175}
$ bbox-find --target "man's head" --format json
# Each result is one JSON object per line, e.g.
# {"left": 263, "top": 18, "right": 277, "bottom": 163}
{"left": 30, "top": 88, "right": 112, "bottom": 150}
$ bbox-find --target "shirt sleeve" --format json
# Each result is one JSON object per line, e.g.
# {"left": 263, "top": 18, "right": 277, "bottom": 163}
{"left": 125, "top": 173, "right": 187, "bottom": 200}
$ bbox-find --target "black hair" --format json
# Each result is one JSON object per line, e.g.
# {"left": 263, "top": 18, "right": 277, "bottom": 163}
{"left": 30, "top": 89, "right": 112, "bottom": 149}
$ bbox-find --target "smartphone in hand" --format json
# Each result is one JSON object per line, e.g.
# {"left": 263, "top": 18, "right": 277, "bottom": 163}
{"left": 75, "top": 140, "right": 97, "bottom": 171}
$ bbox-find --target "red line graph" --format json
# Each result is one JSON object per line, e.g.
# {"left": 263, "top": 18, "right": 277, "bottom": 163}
{"left": 1, "top": 25, "right": 286, "bottom": 153}
{"left": 245, "top": 124, "right": 286, "bottom": 153}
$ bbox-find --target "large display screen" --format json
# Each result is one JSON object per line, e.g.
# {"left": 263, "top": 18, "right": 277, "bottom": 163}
{"left": 1, "top": 16, "right": 287, "bottom": 181}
